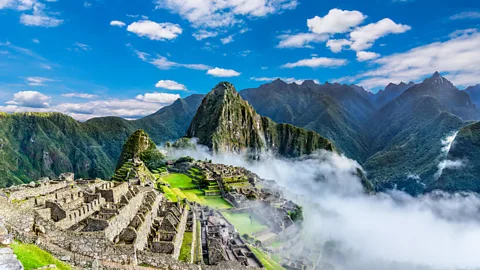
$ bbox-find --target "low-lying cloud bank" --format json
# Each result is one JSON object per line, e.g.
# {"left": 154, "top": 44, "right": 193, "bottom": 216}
{"left": 167, "top": 144, "right": 480, "bottom": 270}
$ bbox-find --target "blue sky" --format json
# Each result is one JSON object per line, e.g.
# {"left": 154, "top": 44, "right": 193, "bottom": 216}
{"left": 0, "top": 0, "right": 479, "bottom": 120}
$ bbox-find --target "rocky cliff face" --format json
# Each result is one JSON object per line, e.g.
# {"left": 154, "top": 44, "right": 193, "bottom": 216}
{"left": 186, "top": 82, "right": 334, "bottom": 158}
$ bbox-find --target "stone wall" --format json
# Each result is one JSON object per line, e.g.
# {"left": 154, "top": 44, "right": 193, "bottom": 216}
{"left": 172, "top": 203, "right": 189, "bottom": 260}
{"left": 104, "top": 189, "right": 146, "bottom": 242}
{"left": 96, "top": 182, "right": 129, "bottom": 203}
{"left": 8, "top": 181, "right": 68, "bottom": 201}
{"left": 133, "top": 192, "right": 162, "bottom": 251}
{"left": 55, "top": 196, "right": 106, "bottom": 229}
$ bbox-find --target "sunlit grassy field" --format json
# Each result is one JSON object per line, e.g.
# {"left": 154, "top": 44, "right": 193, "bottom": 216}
{"left": 222, "top": 212, "right": 268, "bottom": 235}
{"left": 159, "top": 173, "right": 232, "bottom": 209}
{"left": 11, "top": 241, "right": 72, "bottom": 270}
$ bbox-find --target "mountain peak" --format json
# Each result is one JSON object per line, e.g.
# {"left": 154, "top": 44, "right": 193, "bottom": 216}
{"left": 301, "top": 79, "right": 317, "bottom": 87}
{"left": 187, "top": 82, "right": 334, "bottom": 157}
{"left": 116, "top": 129, "right": 157, "bottom": 170}
{"left": 423, "top": 71, "right": 454, "bottom": 88}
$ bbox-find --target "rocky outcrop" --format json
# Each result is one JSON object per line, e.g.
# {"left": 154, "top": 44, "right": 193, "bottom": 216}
{"left": 0, "top": 216, "right": 23, "bottom": 270}
{"left": 186, "top": 82, "right": 334, "bottom": 158}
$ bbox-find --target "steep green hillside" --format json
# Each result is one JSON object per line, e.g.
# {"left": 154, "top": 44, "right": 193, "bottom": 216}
{"left": 364, "top": 96, "right": 465, "bottom": 194}
{"left": 430, "top": 121, "right": 480, "bottom": 192}
{"left": 187, "top": 82, "right": 334, "bottom": 158}
{"left": 0, "top": 95, "right": 203, "bottom": 187}
{"left": 240, "top": 80, "right": 369, "bottom": 161}
{"left": 0, "top": 112, "right": 114, "bottom": 186}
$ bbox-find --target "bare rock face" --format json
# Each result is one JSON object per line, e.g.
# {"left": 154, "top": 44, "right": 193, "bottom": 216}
{"left": 59, "top": 173, "right": 74, "bottom": 182}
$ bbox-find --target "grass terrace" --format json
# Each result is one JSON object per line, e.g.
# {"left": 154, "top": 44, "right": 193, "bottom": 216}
{"left": 222, "top": 212, "right": 268, "bottom": 235}
{"left": 158, "top": 172, "right": 232, "bottom": 209}
{"left": 178, "top": 232, "right": 193, "bottom": 262}
{"left": 11, "top": 241, "right": 73, "bottom": 270}
{"left": 249, "top": 245, "right": 285, "bottom": 270}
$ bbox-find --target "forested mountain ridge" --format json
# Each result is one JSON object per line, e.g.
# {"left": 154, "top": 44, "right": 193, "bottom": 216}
{"left": 0, "top": 94, "right": 203, "bottom": 187}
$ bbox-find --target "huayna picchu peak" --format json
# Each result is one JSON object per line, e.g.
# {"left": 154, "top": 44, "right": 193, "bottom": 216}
{"left": 186, "top": 82, "right": 334, "bottom": 158}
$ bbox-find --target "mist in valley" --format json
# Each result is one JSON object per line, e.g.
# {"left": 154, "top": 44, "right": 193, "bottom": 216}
{"left": 165, "top": 139, "right": 480, "bottom": 270}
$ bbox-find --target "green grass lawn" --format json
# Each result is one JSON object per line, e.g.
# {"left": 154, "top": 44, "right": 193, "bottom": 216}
{"left": 158, "top": 173, "right": 233, "bottom": 209}
{"left": 11, "top": 242, "right": 73, "bottom": 270}
{"left": 203, "top": 197, "right": 232, "bottom": 209}
{"left": 161, "top": 186, "right": 178, "bottom": 202}
{"left": 249, "top": 245, "right": 285, "bottom": 270}
{"left": 162, "top": 173, "right": 196, "bottom": 189}
{"left": 222, "top": 212, "right": 268, "bottom": 235}
{"left": 268, "top": 241, "right": 286, "bottom": 249}
{"left": 178, "top": 232, "right": 193, "bottom": 262}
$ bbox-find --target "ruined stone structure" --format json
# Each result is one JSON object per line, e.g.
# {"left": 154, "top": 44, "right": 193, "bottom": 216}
{"left": 0, "top": 173, "right": 263, "bottom": 269}
{"left": 198, "top": 207, "right": 262, "bottom": 268}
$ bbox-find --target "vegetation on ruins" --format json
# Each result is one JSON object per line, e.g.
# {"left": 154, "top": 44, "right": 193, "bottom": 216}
{"left": 11, "top": 241, "right": 73, "bottom": 270}
{"left": 178, "top": 231, "right": 193, "bottom": 262}
{"left": 249, "top": 245, "right": 285, "bottom": 270}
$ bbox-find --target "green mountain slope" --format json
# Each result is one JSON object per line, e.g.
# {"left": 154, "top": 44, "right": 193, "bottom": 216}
{"left": 240, "top": 80, "right": 369, "bottom": 161}
{"left": 186, "top": 82, "right": 334, "bottom": 158}
{"left": 430, "top": 121, "right": 480, "bottom": 192}
{"left": 0, "top": 95, "right": 203, "bottom": 187}
{"left": 364, "top": 96, "right": 465, "bottom": 194}
{"left": 0, "top": 112, "right": 114, "bottom": 186}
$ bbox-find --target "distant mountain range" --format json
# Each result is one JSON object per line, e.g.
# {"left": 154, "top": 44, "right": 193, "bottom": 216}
{"left": 240, "top": 72, "right": 479, "bottom": 194}
{"left": 1, "top": 71, "right": 479, "bottom": 195}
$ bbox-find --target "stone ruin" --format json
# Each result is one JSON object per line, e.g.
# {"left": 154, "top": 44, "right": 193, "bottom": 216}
{"left": 0, "top": 174, "right": 262, "bottom": 269}
{"left": 198, "top": 207, "right": 262, "bottom": 268}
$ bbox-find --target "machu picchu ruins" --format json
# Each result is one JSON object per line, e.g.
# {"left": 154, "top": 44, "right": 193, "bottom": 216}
{"left": 0, "top": 130, "right": 309, "bottom": 270}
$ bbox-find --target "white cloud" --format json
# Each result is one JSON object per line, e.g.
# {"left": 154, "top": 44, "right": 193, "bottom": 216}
{"left": 0, "top": 0, "right": 35, "bottom": 10}
{"left": 326, "top": 39, "right": 351, "bottom": 53}
{"left": 349, "top": 18, "right": 411, "bottom": 51}
{"left": 307, "top": 9, "right": 366, "bottom": 35}
{"left": 277, "top": 33, "right": 328, "bottom": 48}
{"left": 155, "top": 0, "right": 297, "bottom": 29}
{"left": 83, "top": 1, "right": 91, "bottom": 7}
{"left": 135, "top": 92, "right": 180, "bottom": 103}
{"left": 221, "top": 35, "right": 234, "bottom": 44}
{"left": 133, "top": 50, "right": 211, "bottom": 71}
{"left": 32, "top": 38, "right": 39, "bottom": 43}
{"left": 356, "top": 51, "right": 380, "bottom": 62}
{"left": 127, "top": 20, "right": 182, "bottom": 41}
{"left": 281, "top": 57, "right": 348, "bottom": 68}
{"left": 207, "top": 67, "right": 241, "bottom": 77}
{"left": 20, "top": 2, "right": 63, "bottom": 27}
{"left": 155, "top": 79, "right": 187, "bottom": 90}
{"left": 250, "top": 76, "right": 319, "bottom": 84}
{"left": 110, "top": 20, "right": 126, "bottom": 27}
{"left": 25, "top": 76, "right": 54, "bottom": 86}
{"left": 351, "top": 29, "right": 480, "bottom": 89}
{"left": 450, "top": 11, "right": 480, "bottom": 20}
{"left": 62, "top": 93, "right": 99, "bottom": 99}
{"left": 68, "top": 42, "right": 91, "bottom": 52}
{"left": 6, "top": 90, "right": 50, "bottom": 108}
{"left": 1, "top": 90, "right": 181, "bottom": 121}
{"left": 192, "top": 30, "right": 218, "bottom": 40}
{"left": 74, "top": 42, "right": 90, "bottom": 51}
